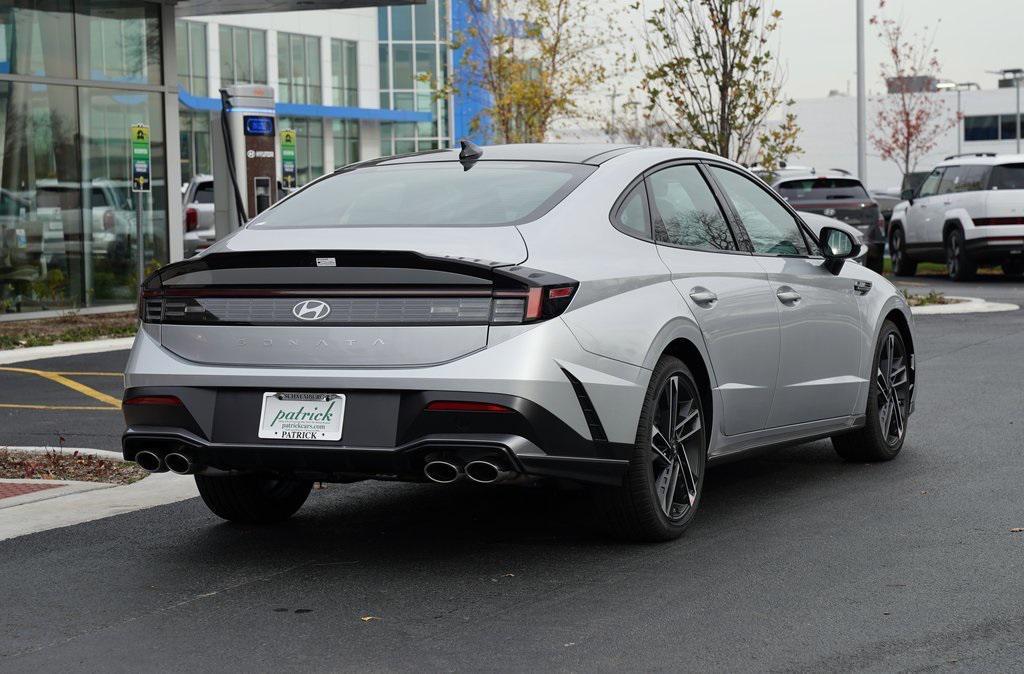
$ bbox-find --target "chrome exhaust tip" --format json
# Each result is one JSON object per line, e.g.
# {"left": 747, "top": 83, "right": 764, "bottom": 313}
{"left": 423, "top": 460, "right": 462, "bottom": 484}
{"left": 464, "top": 460, "right": 514, "bottom": 484}
{"left": 164, "top": 452, "right": 194, "bottom": 475}
{"left": 135, "top": 450, "right": 165, "bottom": 473}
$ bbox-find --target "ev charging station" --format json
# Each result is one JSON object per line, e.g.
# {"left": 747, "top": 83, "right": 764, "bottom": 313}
{"left": 212, "top": 84, "right": 279, "bottom": 240}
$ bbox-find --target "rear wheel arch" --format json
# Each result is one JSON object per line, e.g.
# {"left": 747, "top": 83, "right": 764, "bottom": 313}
{"left": 659, "top": 338, "right": 714, "bottom": 444}
{"left": 883, "top": 308, "right": 915, "bottom": 363}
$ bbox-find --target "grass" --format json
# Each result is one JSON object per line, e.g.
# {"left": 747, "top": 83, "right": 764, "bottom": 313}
{"left": 0, "top": 448, "right": 147, "bottom": 484}
{"left": 882, "top": 258, "right": 947, "bottom": 276}
{"left": 0, "top": 311, "right": 137, "bottom": 350}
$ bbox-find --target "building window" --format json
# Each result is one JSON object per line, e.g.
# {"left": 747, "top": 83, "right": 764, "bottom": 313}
{"left": 332, "top": 120, "right": 359, "bottom": 168}
{"left": 378, "top": 0, "right": 450, "bottom": 155}
{"left": 999, "top": 114, "right": 1023, "bottom": 141}
{"left": 176, "top": 20, "right": 208, "bottom": 96}
{"left": 179, "top": 110, "right": 211, "bottom": 183}
{"left": 278, "top": 117, "right": 323, "bottom": 186}
{"left": 0, "top": 0, "right": 76, "bottom": 78}
{"left": 331, "top": 39, "right": 358, "bottom": 107}
{"left": 964, "top": 115, "right": 999, "bottom": 142}
{"left": 278, "top": 32, "right": 321, "bottom": 104}
{"left": 219, "top": 25, "right": 267, "bottom": 86}
{"left": 78, "top": 0, "right": 163, "bottom": 85}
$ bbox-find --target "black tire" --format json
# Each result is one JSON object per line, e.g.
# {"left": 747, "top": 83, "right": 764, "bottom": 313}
{"left": 195, "top": 474, "right": 313, "bottom": 524}
{"left": 889, "top": 226, "right": 917, "bottom": 277}
{"left": 945, "top": 228, "right": 976, "bottom": 282}
{"left": 594, "top": 356, "right": 707, "bottom": 542}
{"left": 1002, "top": 260, "right": 1024, "bottom": 277}
{"left": 832, "top": 321, "right": 911, "bottom": 462}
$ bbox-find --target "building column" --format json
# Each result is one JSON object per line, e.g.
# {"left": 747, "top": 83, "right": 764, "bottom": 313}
{"left": 162, "top": 4, "right": 184, "bottom": 263}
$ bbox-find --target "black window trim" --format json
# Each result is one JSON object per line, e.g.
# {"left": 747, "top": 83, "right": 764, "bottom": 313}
{"left": 701, "top": 160, "right": 822, "bottom": 259}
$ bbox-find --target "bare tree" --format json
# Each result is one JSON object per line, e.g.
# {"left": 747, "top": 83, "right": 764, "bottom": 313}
{"left": 869, "top": 0, "right": 957, "bottom": 176}
{"left": 604, "top": 99, "right": 670, "bottom": 145}
{"left": 639, "top": 0, "right": 800, "bottom": 169}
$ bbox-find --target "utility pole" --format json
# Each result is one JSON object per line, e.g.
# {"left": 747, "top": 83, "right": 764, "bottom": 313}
{"left": 856, "top": 0, "right": 867, "bottom": 185}
{"left": 607, "top": 86, "right": 620, "bottom": 141}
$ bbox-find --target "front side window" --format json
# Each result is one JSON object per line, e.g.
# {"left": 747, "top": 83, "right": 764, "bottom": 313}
{"left": 709, "top": 166, "right": 809, "bottom": 256}
{"left": 252, "top": 161, "right": 594, "bottom": 228}
{"left": 649, "top": 165, "right": 735, "bottom": 251}
{"left": 937, "top": 166, "right": 962, "bottom": 195}
{"left": 917, "top": 169, "right": 944, "bottom": 198}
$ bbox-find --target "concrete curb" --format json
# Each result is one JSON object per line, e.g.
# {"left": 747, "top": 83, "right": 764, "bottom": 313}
{"left": 0, "top": 337, "right": 134, "bottom": 365}
{"left": 0, "top": 471, "right": 198, "bottom": 541}
{"left": 911, "top": 296, "right": 1020, "bottom": 315}
{"left": 2, "top": 446, "right": 125, "bottom": 461}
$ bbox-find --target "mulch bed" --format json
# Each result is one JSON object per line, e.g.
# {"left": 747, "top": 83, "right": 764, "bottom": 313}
{"left": 0, "top": 311, "right": 137, "bottom": 349}
{"left": 0, "top": 448, "right": 147, "bottom": 485}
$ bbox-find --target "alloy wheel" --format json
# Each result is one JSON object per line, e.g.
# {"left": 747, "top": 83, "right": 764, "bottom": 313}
{"left": 947, "top": 234, "right": 960, "bottom": 278}
{"left": 892, "top": 230, "right": 904, "bottom": 268}
{"left": 875, "top": 331, "right": 910, "bottom": 447}
{"left": 650, "top": 374, "right": 704, "bottom": 521}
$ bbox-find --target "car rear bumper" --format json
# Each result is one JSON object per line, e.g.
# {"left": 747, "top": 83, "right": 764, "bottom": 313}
{"left": 121, "top": 386, "right": 632, "bottom": 485}
{"left": 964, "top": 235, "right": 1024, "bottom": 261}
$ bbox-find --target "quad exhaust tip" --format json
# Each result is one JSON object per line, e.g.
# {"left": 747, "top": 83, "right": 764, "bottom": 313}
{"left": 423, "top": 460, "right": 462, "bottom": 484}
{"left": 464, "top": 460, "right": 513, "bottom": 484}
{"left": 135, "top": 450, "right": 165, "bottom": 473}
{"left": 164, "top": 452, "right": 194, "bottom": 476}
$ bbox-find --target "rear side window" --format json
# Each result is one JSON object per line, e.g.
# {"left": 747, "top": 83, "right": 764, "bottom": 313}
{"left": 709, "top": 166, "right": 810, "bottom": 256}
{"left": 194, "top": 182, "right": 215, "bottom": 204}
{"left": 614, "top": 182, "right": 650, "bottom": 237}
{"left": 648, "top": 164, "right": 736, "bottom": 251}
{"left": 776, "top": 177, "right": 869, "bottom": 201}
{"left": 939, "top": 165, "right": 990, "bottom": 193}
{"left": 251, "top": 161, "right": 595, "bottom": 228}
{"left": 990, "top": 163, "right": 1024, "bottom": 190}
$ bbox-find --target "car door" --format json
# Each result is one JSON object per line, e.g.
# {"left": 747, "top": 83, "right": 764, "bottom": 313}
{"left": 645, "top": 162, "right": 782, "bottom": 436}
{"left": 906, "top": 167, "right": 946, "bottom": 249}
{"left": 706, "top": 164, "right": 865, "bottom": 428}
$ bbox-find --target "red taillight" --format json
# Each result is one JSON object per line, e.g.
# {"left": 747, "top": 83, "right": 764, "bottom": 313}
{"left": 516, "top": 284, "right": 578, "bottom": 322}
{"left": 548, "top": 286, "right": 574, "bottom": 300}
{"left": 185, "top": 207, "right": 198, "bottom": 232}
{"left": 124, "top": 395, "right": 183, "bottom": 406}
{"left": 425, "top": 401, "right": 514, "bottom": 413}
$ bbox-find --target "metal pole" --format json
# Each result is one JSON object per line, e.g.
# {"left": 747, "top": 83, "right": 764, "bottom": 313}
{"left": 137, "top": 191, "right": 145, "bottom": 287}
{"left": 856, "top": 0, "right": 867, "bottom": 184}
{"left": 956, "top": 88, "right": 962, "bottom": 155}
{"left": 1017, "top": 76, "right": 1021, "bottom": 154}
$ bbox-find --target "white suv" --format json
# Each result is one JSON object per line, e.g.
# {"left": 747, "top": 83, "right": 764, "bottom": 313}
{"left": 889, "top": 154, "right": 1024, "bottom": 281}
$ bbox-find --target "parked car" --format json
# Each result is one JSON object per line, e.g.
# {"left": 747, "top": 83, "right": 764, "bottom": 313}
{"left": 181, "top": 174, "right": 215, "bottom": 258}
{"left": 125, "top": 143, "right": 915, "bottom": 542}
{"left": 768, "top": 172, "right": 886, "bottom": 273}
{"left": 870, "top": 187, "right": 902, "bottom": 225}
{"left": 889, "top": 154, "right": 1024, "bottom": 280}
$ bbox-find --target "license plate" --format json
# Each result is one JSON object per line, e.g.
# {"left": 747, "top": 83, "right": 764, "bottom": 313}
{"left": 258, "top": 392, "right": 345, "bottom": 441}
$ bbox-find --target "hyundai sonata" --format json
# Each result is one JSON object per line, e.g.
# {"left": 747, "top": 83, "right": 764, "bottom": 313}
{"left": 124, "top": 143, "right": 916, "bottom": 541}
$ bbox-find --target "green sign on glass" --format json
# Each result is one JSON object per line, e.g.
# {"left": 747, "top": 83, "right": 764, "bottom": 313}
{"left": 131, "top": 123, "right": 152, "bottom": 193}
{"left": 281, "top": 128, "right": 297, "bottom": 189}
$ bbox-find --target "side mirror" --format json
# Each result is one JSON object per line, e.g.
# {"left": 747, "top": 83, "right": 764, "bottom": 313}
{"left": 819, "top": 226, "right": 859, "bottom": 274}
{"left": 900, "top": 188, "right": 915, "bottom": 203}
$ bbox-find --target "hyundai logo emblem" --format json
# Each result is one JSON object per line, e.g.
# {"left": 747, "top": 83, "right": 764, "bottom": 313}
{"left": 292, "top": 300, "right": 331, "bottom": 321}
{"left": 823, "top": 208, "right": 836, "bottom": 217}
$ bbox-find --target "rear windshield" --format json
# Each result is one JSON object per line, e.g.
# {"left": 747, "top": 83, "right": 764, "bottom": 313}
{"left": 990, "top": 163, "right": 1024, "bottom": 190}
{"left": 251, "top": 161, "right": 595, "bottom": 228}
{"left": 776, "top": 178, "right": 869, "bottom": 201}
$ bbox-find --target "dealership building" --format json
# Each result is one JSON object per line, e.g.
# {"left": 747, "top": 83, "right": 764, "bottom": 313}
{"left": 0, "top": 0, "right": 485, "bottom": 318}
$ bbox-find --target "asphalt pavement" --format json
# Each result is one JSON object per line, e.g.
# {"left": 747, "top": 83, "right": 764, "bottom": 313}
{"left": 1, "top": 279, "right": 1023, "bottom": 672}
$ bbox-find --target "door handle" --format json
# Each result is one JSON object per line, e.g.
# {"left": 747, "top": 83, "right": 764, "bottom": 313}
{"left": 776, "top": 288, "right": 801, "bottom": 305}
{"left": 688, "top": 289, "right": 718, "bottom": 307}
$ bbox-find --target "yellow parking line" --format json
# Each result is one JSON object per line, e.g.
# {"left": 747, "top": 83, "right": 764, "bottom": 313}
{"left": 0, "top": 366, "right": 121, "bottom": 409}
{"left": 52, "top": 371, "right": 122, "bottom": 377}
{"left": 0, "top": 403, "right": 119, "bottom": 411}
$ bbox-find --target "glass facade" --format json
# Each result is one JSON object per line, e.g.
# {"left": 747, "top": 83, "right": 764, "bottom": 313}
{"left": 278, "top": 32, "right": 321, "bottom": 104}
{"left": 177, "top": 20, "right": 208, "bottom": 95}
{"left": 378, "top": 0, "right": 449, "bottom": 155}
{"left": 219, "top": 25, "right": 267, "bottom": 86}
{"left": 278, "top": 117, "right": 323, "bottom": 186}
{"left": 0, "top": 0, "right": 168, "bottom": 315}
{"left": 332, "top": 119, "right": 359, "bottom": 168}
{"left": 331, "top": 38, "right": 358, "bottom": 107}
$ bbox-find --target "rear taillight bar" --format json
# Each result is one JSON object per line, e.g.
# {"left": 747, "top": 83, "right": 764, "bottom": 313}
{"left": 425, "top": 401, "right": 514, "bottom": 413}
{"left": 124, "top": 395, "right": 184, "bottom": 406}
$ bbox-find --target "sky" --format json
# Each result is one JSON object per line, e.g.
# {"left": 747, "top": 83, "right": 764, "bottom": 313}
{"left": 770, "top": 0, "right": 1024, "bottom": 99}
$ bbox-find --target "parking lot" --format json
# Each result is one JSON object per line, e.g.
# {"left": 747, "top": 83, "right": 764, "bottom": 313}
{"left": 0, "top": 275, "right": 1020, "bottom": 671}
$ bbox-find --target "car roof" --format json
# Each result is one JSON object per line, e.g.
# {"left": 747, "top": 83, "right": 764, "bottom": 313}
{"left": 936, "top": 153, "right": 1024, "bottom": 167}
{"left": 377, "top": 143, "right": 644, "bottom": 166}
